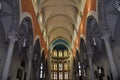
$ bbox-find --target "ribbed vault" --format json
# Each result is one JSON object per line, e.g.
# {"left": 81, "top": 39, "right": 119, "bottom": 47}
{"left": 39, "top": 0, "right": 81, "bottom": 49}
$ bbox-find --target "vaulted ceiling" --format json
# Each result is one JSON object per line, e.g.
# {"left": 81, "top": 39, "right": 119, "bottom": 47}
{"left": 39, "top": 0, "right": 82, "bottom": 50}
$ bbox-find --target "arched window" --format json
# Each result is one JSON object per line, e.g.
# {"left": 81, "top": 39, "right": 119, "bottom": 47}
{"left": 54, "top": 72, "right": 57, "bottom": 79}
{"left": 64, "top": 63, "right": 68, "bottom": 71}
{"left": 78, "top": 62, "right": 82, "bottom": 76}
{"left": 54, "top": 63, "right": 57, "bottom": 71}
{"left": 64, "top": 50, "right": 68, "bottom": 57}
{"left": 40, "top": 63, "right": 43, "bottom": 78}
{"left": 51, "top": 72, "right": 53, "bottom": 79}
{"left": 59, "top": 63, "right": 63, "bottom": 71}
{"left": 50, "top": 50, "right": 70, "bottom": 80}
{"left": 53, "top": 50, "right": 57, "bottom": 57}
{"left": 51, "top": 62, "right": 53, "bottom": 70}
{"left": 59, "top": 50, "right": 62, "bottom": 57}
{"left": 59, "top": 72, "right": 63, "bottom": 80}
{"left": 64, "top": 72, "right": 68, "bottom": 79}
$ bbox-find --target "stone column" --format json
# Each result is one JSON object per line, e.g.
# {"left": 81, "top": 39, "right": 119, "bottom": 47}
{"left": 102, "top": 34, "right": 119, "bottom": 80}
{"left": 26, "top": 45, "right": 33, "bottom": 80}
{"left": 87, "top": 49, "right": 95, "bottom": 80}
{"left": 100, "top": 0, "right": 119, "bottom": 79}
{"left": 2, "top": 31, "right": 18, "bottom": 80}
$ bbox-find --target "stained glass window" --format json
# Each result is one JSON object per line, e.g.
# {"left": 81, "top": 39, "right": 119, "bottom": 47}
{"left": 51, "top": 72, "right": 53, "bottom": 79}
{"left": 64, "top": 63, "right": 68, "bottom": 70}
{"left": 59, "top": 63, "right": 63, "bottom": 71}
{"left": 51, "top": 62, "right": 53, "bottom": 70}
{"left": 59, "top": 72, "right": 63, "bottom": 79}
{"left": 54, "top": 72, "right": 57, "bottom": 79}
{"left": 54, "top": 63, "right": 57, "bottom": 71}
{"left": 64, "top": 50, "right": 68, "bottom": 57}
{"left": 64, "top": 72, "right": 68, "bottom": 79}
{"left": 59, "top": 50, "right": 62, "bottom": 57}
{"left": 51, "top": 50, "right": 70, "bottom": 80}
{"left": 54, "top": 50, "right": 57, "bottom": 57}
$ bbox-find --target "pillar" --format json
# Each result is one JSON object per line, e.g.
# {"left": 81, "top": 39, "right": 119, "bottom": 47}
{"left": 100, "top": 0, "right": 119, "bottom": 79}
{"left": 87, "top": 47, "right": 95, "bottom": 80}
{"left": 1, "top": 31, "right": 18, "bottom": 80}
{"left": 102, "top": 35, "right": 119, "bottom": 80}
{"left": 26, "top": 45, "right": 33, "bottom": 80}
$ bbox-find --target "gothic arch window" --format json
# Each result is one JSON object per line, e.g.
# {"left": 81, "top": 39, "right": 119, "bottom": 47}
{"left": 64, "top": 50, "right": 68, "bottom": 57}
{"left": 40, "top": 63, "right": 43, "bottom": 78}
{"left": 64, "top": 63, "right": 68, "bottom": 71}
{"left": 54, "top": 63, "right": 57, "bottom": 71}
{"left": 50, "top": 49, "right": 70, "bottom": 80}
{"left": 59, "top": 63, "right": 63, "bottom": 71}
{"left": 59, "top": 50, "right": 62, "bottom": 57}
{"left": 64, "top": 72, "right": 68, "bottom": 79}
{"left": 53, "top": 50, "right": 57, "bottom": 57}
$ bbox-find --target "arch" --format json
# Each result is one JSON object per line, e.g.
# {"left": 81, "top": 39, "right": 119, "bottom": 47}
{"left": 51, "top": 42, "right": 70, "bottom": 51}
{"left": 80, "top": 34, "right": 86, "bottom": 44}
{"left": 85, "top": 16, "right": 108, "bottom": 78}
{"left": 19, "top": 17, "right": 34, "bottom": 36}
{"left": 50, "top": 37, "right": 71, "bottom": 45}
{"left": 18, "top": 17, "right": 34, "bottom": 54}
{"left": 20, "top": 12, "right": 32, "bottom": 26}
{"left": 20, "top": 13, "right": 35, "bottom": 41}
{"left": 86, "top": 16, "right": 102, "bottom": 53}
{"left": 86, "top": 16, "right": 101, "bottom": 46}
{"left": 33, "top": 35, "right": 40, "bottom": 46}
{"left": 49, "top": 34, "right": 72, "bottom": 44}
{"left": 41, "top": 48, "right": 45, "bottom": 55}
{"left": 20, "top": 17, "right": 34, "bottom": 38}
{"left": 49, "top": 38, "right": 70, "bottom": 49}
{"left": 86, "top": 11, "right": 99, "bottom": 24}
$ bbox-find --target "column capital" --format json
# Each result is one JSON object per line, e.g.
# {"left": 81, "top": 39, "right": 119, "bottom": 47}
{"left": 101, "top": 29, "right": 111, "bottom": 40}
{"left": 8, "top": 31, "right": 18, "bottom": 42}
